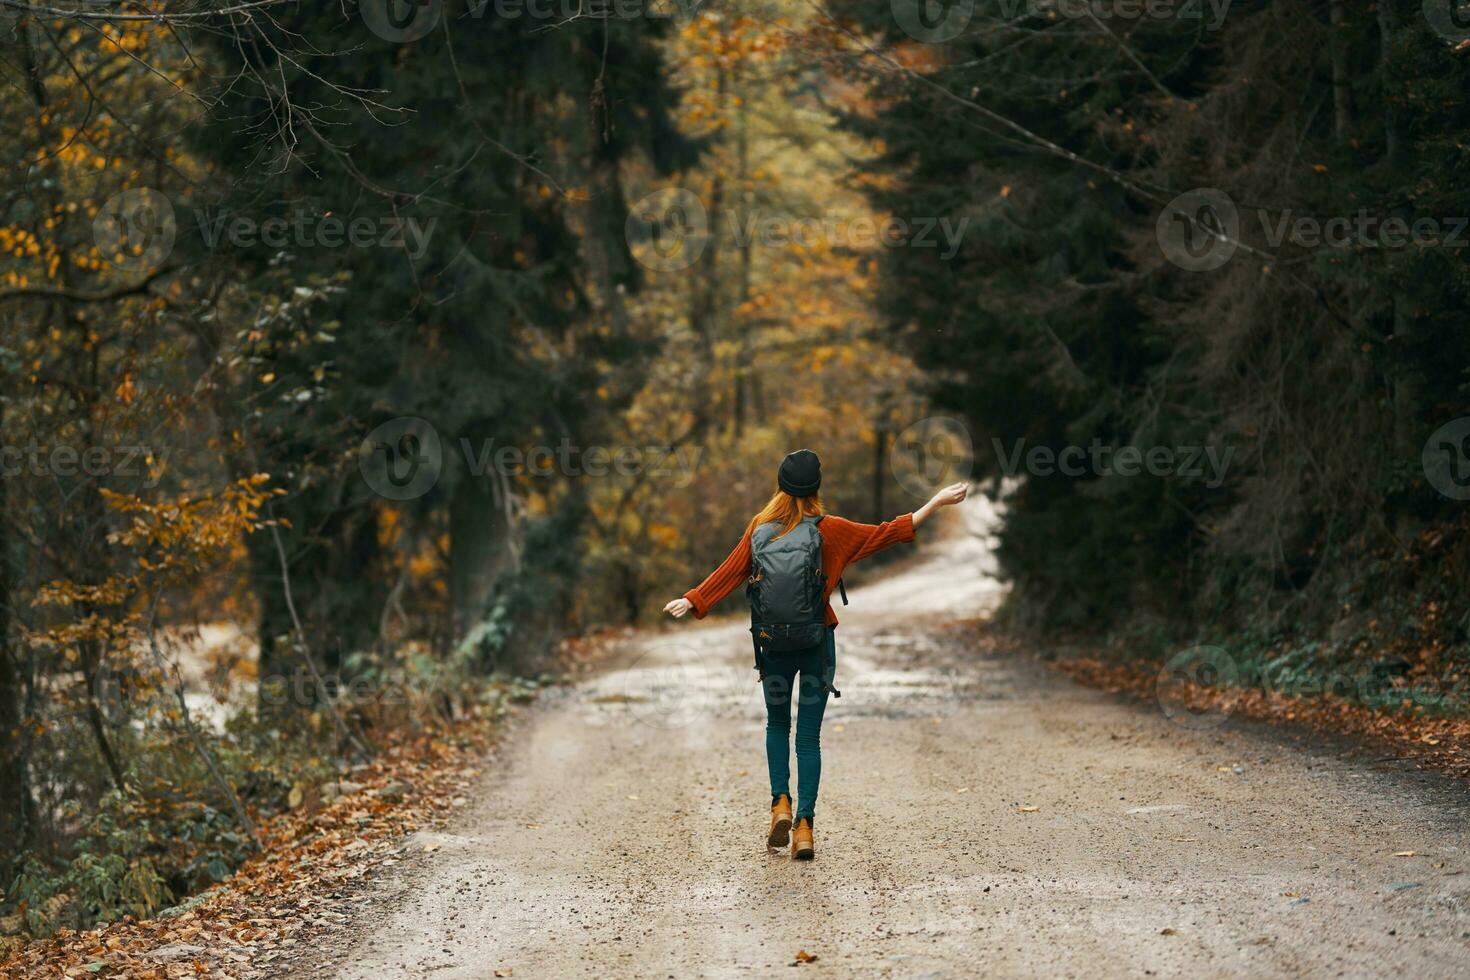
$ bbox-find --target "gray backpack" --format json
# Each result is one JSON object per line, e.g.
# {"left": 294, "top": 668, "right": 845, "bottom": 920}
{"left": 746, "top": 516, "right": 846, "bottom": 666}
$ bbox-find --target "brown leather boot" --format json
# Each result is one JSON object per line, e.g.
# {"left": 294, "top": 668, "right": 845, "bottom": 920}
{"left": 791, "top": 817, "right": 814, "bottom": 860}
{"left": 768, "top": 795, "right": 793, "bottom": 847}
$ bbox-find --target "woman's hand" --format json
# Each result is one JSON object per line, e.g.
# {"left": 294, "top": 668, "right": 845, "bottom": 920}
{"left": 663, "top": 597, "right": 694, "bottom": 619}
{"left": 913, "top": 481, "right": 970, "bottom": 528}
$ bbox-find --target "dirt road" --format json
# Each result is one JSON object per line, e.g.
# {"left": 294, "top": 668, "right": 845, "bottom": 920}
{"left": 302, "top": 502, "right": 1470, "bottom": 978}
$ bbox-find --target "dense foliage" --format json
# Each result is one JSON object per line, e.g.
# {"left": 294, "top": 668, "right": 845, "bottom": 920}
{"left": 832, "top": 0, "right": 1470, "bottom": 680}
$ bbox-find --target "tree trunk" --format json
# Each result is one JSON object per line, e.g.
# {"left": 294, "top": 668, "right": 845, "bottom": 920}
{"left": 79, "top": 638, "right": 127, "bottom": 793}
{"left": 687, "top": 63, "right": 726, "bottom": 445}
{"left": 0, "top": 407, "right": 36, "bottom": 875}
{"left": 342, "top": 508, "right": 385, "bottom": 666}
{"left": 449, "top": 467, "right": 512, "bottom": 642}
{"left": 620, "top": 562, "right": 643, "bottom": 626}
{"left": 871, "top": 419, "right": 889, "bottom": 524}
{"left": 1329, "top": 0, "right": 1353, "bottom": 139}
{"left": 732, "top": 65, "right": 754, "bottom": 439}
{"left": 586, "top": 145, "right": 634, "bottom": 338}
{"left": 1377, "top": 0, "right": 1401, "bottom": 165}
{"left": 252, "top": 530, "right": 298, "bottom": 715}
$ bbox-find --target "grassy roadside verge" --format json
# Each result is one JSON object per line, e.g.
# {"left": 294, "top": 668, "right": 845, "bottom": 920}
{"left": 2, "top": 716, "right": 498, "bottom": 979}
{"left": 1031, "top": 640, "right": 1470, "bottom": 781}
{"left": 0, "top": 624, "right": 645, "bottom": 980}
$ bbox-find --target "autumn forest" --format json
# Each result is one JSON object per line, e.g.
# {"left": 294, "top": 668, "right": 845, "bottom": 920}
{"left": 4, "top": 0, "right": 1470, "bottom": 974}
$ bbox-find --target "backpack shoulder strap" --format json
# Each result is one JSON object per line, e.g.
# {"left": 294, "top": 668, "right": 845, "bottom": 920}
{"left": 811, "top": 516, "right": 848, "bottom": 605}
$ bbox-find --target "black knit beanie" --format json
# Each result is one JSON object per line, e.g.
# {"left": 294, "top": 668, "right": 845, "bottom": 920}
{"left": 777, "top": 449, "right": 822, "bottom": 497}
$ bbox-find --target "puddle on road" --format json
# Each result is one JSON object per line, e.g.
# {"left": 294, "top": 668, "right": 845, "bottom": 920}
{"left": 575, "top": 632, "right": 1019, "bottom": 728}
{"left": 570, "top": 500, "right": 1015, "bottom": 728}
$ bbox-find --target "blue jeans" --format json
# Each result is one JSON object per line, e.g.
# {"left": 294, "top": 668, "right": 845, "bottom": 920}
{"left": 760, "top": 626, "right": 836, "bottom": 822}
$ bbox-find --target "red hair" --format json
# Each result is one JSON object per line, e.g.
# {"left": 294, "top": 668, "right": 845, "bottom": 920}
{"left": 749, "top": 489, "right": 824, "bottom": 540}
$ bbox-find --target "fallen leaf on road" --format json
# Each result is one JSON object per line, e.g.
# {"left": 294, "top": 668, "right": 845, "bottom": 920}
{"left": 423, "top": 842, "right": 440, "bottom": 853}
{"left": 495, "top": 969, "right": 513, "bottom": 977}
{"left": 794, "top": 950, "right": 818, "bottom": 963}
{"left": 627, "top": 794, "right": 639, "bottom": 801}
{"left": 1018, "top": 806, "right": 1039, "bottom": 813}
{"left": 1394, "top": 851, "right": 1418, "bottom": 857}
{"left": 1160, "top": 927, "right": 1176, "bottom": 936}
{"left": 956, "top": 787, "right": 970, "bottom": 794}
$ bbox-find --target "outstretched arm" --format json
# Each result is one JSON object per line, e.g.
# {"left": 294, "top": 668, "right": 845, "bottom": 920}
{"left": 664, "top": 526, "right": 753, "bottom": 619}
{"left": 913, "top": 482, "right": 969, "bottom": 529}
{"left": 828, "top": 483, "right": 970, "bottom": 567}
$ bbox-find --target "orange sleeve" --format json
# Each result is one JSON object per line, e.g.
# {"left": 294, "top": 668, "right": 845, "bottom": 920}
{"left": 825, "top": 513, "right": 916, "bottom": 566}
{"left": 684, "top": 525, "right": 753, "bottom": 619}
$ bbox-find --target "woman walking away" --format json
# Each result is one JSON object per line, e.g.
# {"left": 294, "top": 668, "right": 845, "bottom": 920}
{"left": 664, "top": 449, "right": 968, "bottom": 860}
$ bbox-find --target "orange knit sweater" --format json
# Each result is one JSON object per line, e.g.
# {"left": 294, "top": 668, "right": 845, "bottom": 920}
{"left": 683, "top": 513, "right": 916, "bottom": 626}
